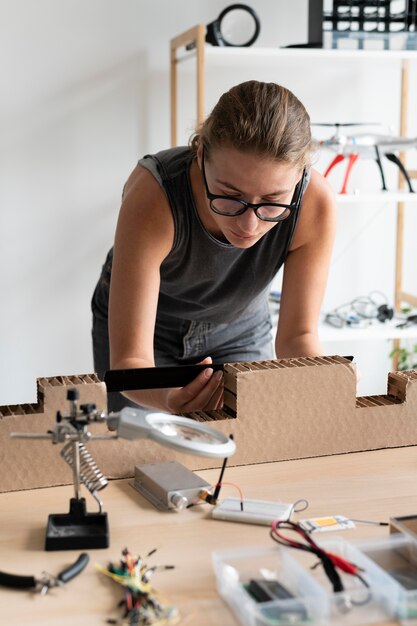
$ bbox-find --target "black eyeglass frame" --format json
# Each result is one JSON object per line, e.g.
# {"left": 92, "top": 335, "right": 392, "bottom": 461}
{"left": 201, "top": 150, "right": 307, "bottom": 223}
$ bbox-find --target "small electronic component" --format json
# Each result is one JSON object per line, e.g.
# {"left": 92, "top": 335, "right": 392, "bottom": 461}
{"left": 212, "top": 498, "right": 294, "bottom": 526}
{"left": 132, "top": 435, "right": 235, "bottom": 511}
{"left": 299, "top": 515, "right": 356, "bottom": 533}
{"left": 131, "top": 461, "right": 211, "bottom": 511}
{"left": 244, "top": 579, "right": 308, "bottom": 621}
{"left": 246, "top": 578, "right": 294, "bottom": 602}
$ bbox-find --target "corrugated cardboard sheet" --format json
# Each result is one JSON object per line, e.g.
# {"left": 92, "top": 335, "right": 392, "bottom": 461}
{"left": 1, "top": 357, "right": 417, "bottom": 492}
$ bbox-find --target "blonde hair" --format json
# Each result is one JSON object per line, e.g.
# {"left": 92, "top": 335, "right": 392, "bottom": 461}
{"left": 190, "top": 80, "right": 311, "bottom": 170}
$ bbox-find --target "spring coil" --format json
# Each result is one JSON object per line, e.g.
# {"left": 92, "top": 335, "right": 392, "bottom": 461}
{"left": 61, "top": 441, "right": 108, "bottom": 494}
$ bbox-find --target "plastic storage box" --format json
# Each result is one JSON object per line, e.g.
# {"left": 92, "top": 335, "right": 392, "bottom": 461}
{"left": 212, "top": 537, "right": 403, "bottom": 626}
{"left": 356, "top": 533, "right": 417, "bottom": 622}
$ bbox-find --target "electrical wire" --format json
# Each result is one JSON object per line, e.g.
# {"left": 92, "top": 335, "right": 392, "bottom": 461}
{"left": 270, "top": 519, "right": 371, "bottom": 606}
{"left": 97, "top": 547, "right": 179, "bottom": 626}
{"left": 286, "top": 498, "right": 309, "bottom": 519}
{"left": 349, "top": 518, "right": 389, "bottom": 526}
{"left": 198, "top": 481, "right": 244, "bottom": 508}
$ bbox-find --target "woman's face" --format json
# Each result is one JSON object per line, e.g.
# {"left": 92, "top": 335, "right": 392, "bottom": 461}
{"left": 197, "top": 145, "right": 302, "bottom": 248}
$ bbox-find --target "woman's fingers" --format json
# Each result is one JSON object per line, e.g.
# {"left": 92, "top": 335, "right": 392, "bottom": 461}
{"left": 166, "top": 365, "right": 224, "bottom": 413}
{"left": 210, "top": 379, "right": 224, "bottom": 410}
{"left": 181, "top": 367, "right": 223, "bottom": 411}
{"left": 197, "top": 356, "right": 213, "bottom": 365}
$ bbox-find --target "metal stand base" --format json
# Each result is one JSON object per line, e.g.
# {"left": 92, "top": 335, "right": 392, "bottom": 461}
{"left": 45, "top": 497, "right": 109, "bottom": 551}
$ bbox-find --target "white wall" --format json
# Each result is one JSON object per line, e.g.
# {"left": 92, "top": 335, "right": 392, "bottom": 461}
{"left": 1, "top": 0, "right": 416, "bottom": 405}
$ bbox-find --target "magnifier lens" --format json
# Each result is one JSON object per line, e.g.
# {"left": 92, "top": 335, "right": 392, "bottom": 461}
{"left": 151, "top": 420, "right": 222, "bottom": 444}
{"left": 220, "top": 9, "right": 257, "bottom": 46}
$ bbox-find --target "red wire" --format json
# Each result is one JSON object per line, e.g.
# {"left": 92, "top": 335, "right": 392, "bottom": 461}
{"left": 205, "top": 481, "right": 244, "bottom": 503}
{"left": 271, "top": 520, "right": 361, "bottom": 576}
{"left": 327, "top": 552, "right": 361, "bottom": 576}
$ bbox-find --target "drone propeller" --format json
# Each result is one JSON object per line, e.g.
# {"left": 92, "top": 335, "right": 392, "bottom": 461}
{"left": 312, "top": 122, "right": 381, "bottom": 127}
{"left": 312, "top": 122, "right": 384, "bottom": 140}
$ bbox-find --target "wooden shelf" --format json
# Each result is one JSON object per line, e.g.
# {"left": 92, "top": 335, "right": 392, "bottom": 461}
{"left": 177, "top": 45, "right": 417, "bottom": 67}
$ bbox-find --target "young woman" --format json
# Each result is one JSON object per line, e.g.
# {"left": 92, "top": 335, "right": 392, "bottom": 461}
{"left": 92, "top": 80, "right": 336, "bottom": 413}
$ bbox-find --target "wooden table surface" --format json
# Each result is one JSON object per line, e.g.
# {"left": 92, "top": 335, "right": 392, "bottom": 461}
{"left": 2, "top": 446, "right": 417, "bottom": 625}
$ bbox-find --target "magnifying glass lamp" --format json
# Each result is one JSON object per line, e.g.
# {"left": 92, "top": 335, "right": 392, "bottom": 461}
{"left": 108, "top": 407, "right": 236, "bottom": 458}
{"left": 205, "top": 4, "right": 261, "bottom": 47}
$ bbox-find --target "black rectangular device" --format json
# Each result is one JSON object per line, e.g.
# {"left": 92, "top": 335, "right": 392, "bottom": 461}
{"left": 104, "top": 363, "right": 224, "bottom": 392}
{"left": 104, "top": 356, "right": 353, "bottom": 392}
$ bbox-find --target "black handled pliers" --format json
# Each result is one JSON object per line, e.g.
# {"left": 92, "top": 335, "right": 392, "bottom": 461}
{"left": 0, "top": 553, "right": 89, "bottom": 595}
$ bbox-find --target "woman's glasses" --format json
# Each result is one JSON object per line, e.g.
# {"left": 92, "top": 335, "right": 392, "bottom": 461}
{"left": 201, "top": 150, "right": 306, "bottom": 222}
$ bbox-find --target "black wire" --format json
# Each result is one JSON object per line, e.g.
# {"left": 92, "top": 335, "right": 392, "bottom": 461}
{"left": 269, "top": 522, "right": 344, "bottom": 593}
{"left": 271, "top": 521, "right": 373, "bottom": 609}
{"left": 350, "top": 518, "right": 389, "bottom": 526}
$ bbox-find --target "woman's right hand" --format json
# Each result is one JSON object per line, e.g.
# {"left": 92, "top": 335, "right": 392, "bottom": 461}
{"left": 164, "top": 357, "right": 224, "bottom": 414}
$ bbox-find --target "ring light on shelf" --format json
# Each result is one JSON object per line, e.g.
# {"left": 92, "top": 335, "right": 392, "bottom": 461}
{"left": 205, "top": 4, "right": 261, "bottom": 47}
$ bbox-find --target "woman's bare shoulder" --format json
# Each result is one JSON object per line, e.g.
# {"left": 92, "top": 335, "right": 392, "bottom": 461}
{"left": 123, "top": 163, "right": 169, "bottom": 210}
{"left": 290, "top": 168, "right": 336, "bottom": 250}
{"left": 305, "top": 168, "right": 336, "bottom": 208}
{"left": 115, "top": 163, "right": 175, "bottom": 260}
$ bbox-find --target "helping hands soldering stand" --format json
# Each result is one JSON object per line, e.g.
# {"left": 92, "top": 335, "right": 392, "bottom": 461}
{"left": 10, "top": 388, "right": 236, "bottom": 551}
{"left": 12, "top": 388, "right": 114, "bottom": 551}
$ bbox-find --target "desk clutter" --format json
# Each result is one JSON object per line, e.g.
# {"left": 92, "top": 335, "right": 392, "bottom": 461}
{"left": 97, "top": 547, "right": 179, "bottom": 626}
{"left": 5, "top": 387, "right": 234, "bottom": 551}
{"left": 3, "top": 360, "right": 417, "bottom": 624}
{"left": 213, "top": 531, "right": 417, "bottom": 626}
{"left": 0, "top": 546, "right": 180, "bottom": 626}
{"left": 3, "top": 477, "right": 417, "bottom": 625}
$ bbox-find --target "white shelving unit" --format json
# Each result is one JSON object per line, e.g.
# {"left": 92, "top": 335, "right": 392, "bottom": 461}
{"left": 336, "top": 192, "right": 417, "bottom": 204}
{"left": 318, "top": 318, "right": 417, "bottom": 342}
{"left": 267, "top": 310, "right": 417, "bottom": 343}
{"left": 199, "top": 46, "right": 417, "bottom": 61}
{"left": 170, "top": 26, "right": 417, "bottom": 359}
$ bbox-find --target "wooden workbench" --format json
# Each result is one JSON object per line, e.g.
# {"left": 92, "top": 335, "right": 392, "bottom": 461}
{"left": 2, "top": 446, "right": 417, "bottom": 625}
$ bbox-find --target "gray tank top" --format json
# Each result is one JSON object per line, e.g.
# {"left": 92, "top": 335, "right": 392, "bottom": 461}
{"left": 139, "top": 147, "right": 307, "bottom": 324}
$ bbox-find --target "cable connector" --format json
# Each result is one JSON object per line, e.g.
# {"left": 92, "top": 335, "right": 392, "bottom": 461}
{"left": 198, "top": 489, "right": 217, "bottom": 505}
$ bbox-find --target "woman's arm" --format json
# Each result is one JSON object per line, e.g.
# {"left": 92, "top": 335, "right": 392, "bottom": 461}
{"left": 275, "top": 169, "right": 336, "bottom": 358}
{"left": 108, "top": 165, "right": 223, "bottom": 413}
